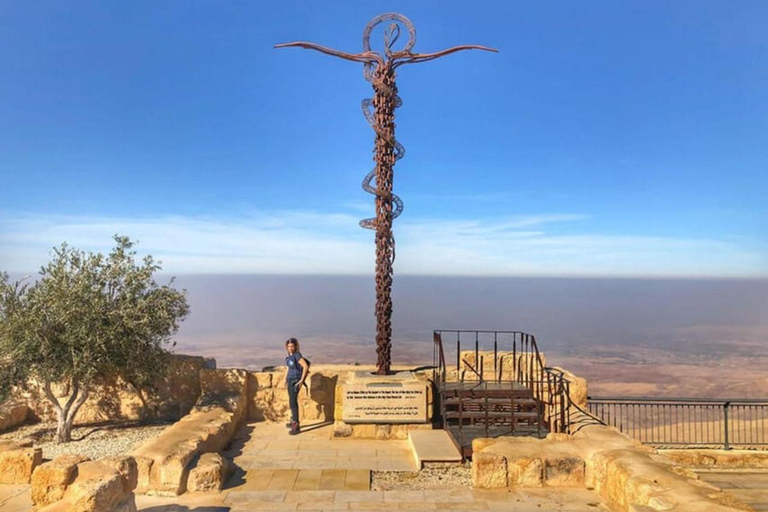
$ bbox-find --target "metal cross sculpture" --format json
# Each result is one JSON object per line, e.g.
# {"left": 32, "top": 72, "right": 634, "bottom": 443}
{"left": 277, "top": 13, "right": 496, "bottom": 375}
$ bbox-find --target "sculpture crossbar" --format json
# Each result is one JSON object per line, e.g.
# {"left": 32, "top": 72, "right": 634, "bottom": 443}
{"left": 276, "top": 13, "right": 497, "bottom": 375}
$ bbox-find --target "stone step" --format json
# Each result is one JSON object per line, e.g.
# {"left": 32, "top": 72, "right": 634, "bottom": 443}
{"left": 235, "top": 468, "right": 370, "bottom": 491}
{"left": 408, "top": 430, "right": 462, "bottom": 468}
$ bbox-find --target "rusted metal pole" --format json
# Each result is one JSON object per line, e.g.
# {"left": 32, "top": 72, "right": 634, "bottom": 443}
{"left": 277, "top": 13, "right": 496, "bottom": 375}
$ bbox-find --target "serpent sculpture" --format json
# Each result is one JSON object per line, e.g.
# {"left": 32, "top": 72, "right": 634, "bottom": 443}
{"left": 277, "top": 13, "right": 496, "bottom": 375}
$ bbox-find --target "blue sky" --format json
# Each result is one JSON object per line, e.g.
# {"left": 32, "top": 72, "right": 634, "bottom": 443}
{"left": 1, "top": 0, "right": 766, "bottom": 277}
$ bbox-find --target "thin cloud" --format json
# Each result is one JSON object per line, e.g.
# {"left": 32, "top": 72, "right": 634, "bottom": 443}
{"left": 0, "top": 211, "right": 765, "bottom": 277}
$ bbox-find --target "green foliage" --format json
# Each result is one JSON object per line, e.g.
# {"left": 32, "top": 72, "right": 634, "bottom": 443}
{"left": 0, "top": 236, "right": 190, "bottom": 403}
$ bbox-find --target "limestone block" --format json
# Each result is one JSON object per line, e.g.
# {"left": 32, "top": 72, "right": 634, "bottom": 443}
{"left": 332, "top": 421, "right": 353, "bottom": 438}
{"left": 100, "top": 456, "right": 138, "bottom": 493}
{"left": 196, "top": 368, "right": 248, "bottom": 421}
{"left": 471, "top": 438, "right": 498, "bottom": 453}
{"left": 132, "top": 455, "right": 154, "bottom": 494}
{"left": 507, "top": 457, "right": 543, "bottom": 487}
{"left": 472, "top": 452, "right": 508, "bottom": 489}
{"left": 546, "top": 433, "right": 572, "bottom": 442}
{"left": 65, "top": 460, "right": 128, "bottom": 512}
{"left": 658, "top": 449, "right": 768, "bottom": 469}
{"left": 0, "top": 446, "right": 43, "bottom": 483}
{"left": 544, "top": 456, "right": 585, "bottom": 487}
{"left": 249, "top": 371, "right": 273, "bottom": 392}
{"left": 187, "top": 453, "right": 231, "bottom": 492}
{"left": 0, "top": 402, "right": 30, "bottom": 432}
{"left": 31, "top": 454, "right": 90, "bottom": 505}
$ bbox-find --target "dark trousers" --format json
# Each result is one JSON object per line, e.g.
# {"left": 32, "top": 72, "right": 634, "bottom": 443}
{"left": 287, "top": 378, "right": 300, "bottom": 423}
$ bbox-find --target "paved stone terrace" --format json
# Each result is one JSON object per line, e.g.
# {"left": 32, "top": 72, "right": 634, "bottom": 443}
{"left": 135, "top": 421, "right": 611, "bottom": 512}
{"left": 1, "top": 421, "right": 612, "bottom": 511}
{"left": 696, "top": 469, "right": 768, "bottom": 512}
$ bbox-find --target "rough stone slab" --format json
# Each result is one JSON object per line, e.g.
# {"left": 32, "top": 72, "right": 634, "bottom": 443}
{"left": 188, "top": 452, "right": 231, "bottom": 493}
{"left": 0, "top": 447, "right": 43, "bottom": 484}
{"left": 63, "top": 460, "right": 128, "bottom": 512}
{"left": 31, "top": 454, "right": 90, "bottom": 505}
{"left": 408, "top": 430, "right": 461, "bottom": 468}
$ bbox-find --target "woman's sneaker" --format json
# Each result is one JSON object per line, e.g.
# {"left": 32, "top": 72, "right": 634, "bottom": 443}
{"left": 289, "top": 422, "right": 301, "bottom": 436}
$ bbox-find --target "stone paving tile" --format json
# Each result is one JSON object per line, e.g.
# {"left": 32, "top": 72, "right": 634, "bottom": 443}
{"left": 268, "top": 469, "right": 300, "bottom": 491}
{"left": 224, "top": 490, "right": 288, "bottom": 504}
{"left": 284, "top": 490, "right": 336, "bottom": 503}
{"left": 239, "top": 469, "right": 275, "bottom": 491}
{"left": 382, "top": 490, "right": 426, "bottom": 502}
{"left": 0, "top": 484, "right": 32, "bottom": 512}
{"left": 333, "top": 491, "right": 384, "bottom": 503}
{"left": 344, "top": 469, "right": 371, "bottom": 490}
{"left": 348, "top": 502, "right": 436, "bottom": 510}
{"left": 319, "top": 469, "right": 347, "bottom": 491}
{"left": 293, "top": 469, "right": 324, "bottom": 491}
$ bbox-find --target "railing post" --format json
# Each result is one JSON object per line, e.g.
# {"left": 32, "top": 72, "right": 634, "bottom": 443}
{"left": 724, "top": 401, "right": 730, "bottom": 450}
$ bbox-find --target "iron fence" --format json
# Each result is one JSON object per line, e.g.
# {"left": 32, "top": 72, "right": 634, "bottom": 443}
{"left": 588, "top": 396, "right": 768, "bottom": 449}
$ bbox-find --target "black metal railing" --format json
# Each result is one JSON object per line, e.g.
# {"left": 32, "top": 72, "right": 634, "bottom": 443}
{"left": 433, "top": 330, "right": 572, "bottom": 437}
{"left": 588, "top": 396, "right": 768, "bottom": 449}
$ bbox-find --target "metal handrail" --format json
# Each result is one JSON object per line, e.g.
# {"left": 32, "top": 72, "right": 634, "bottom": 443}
{"left": 588, "top": 396, "right": 768, "bottom": 450}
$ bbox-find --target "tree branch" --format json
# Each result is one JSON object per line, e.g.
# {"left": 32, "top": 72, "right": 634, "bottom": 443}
{"left": 65, "top": 386, "right": 90, "bottom": 426}
{"left": 42, "top": 380, "right": 62, "bottom": 415}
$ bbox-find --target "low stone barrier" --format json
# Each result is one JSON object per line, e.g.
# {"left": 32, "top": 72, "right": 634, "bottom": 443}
{"left": 472, "top": 421, "right": 754, "bottom": 511}
{"left": 0, "top": 439, "right": 42, "bottom": 484}
{"left": 658, "top": 449, "right": 768, "bottom": 469}
{"left": 34, "top": 455, "right": 138, "bottom": 512}
{"left": 131, "top": 368, "right": 248, "bottom": 496}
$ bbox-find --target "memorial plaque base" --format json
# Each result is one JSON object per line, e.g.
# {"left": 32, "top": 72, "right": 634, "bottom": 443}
{"left": 333, "top": 370, "right": 433, "bottom": 439}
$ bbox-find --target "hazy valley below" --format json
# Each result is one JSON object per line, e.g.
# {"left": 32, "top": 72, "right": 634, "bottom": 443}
{"left": 169, "top": 275, "right": 768, "bottom": 399}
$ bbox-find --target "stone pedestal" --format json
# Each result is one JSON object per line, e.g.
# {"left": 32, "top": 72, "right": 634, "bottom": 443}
{"left": 333, "top": 370, "right": 433, "bottom": 439}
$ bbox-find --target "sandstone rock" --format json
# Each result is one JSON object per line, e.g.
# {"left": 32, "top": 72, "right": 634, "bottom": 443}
{"left": 0, "top": 402, "right": 30, "bottom": 432}
{"left": 65, "top": 460, "right": 127, "bottom": 512}
{"left": 0, "top": 446, "right": 43, "bottom": 483}
{"left": 31, "top": 454, "right": 90, "bottom": 505}
{"left": 472, "top": 452, "right": 508, "bottom": 489}
{"left": 471, "top": 438, "right": 498, "bottom": 453}
{"left": 132, "top": 455, "right": 154, "bottom": 494}
{"left": 545, "top": 432, "right": 572, "bottom": 442}
{"left": 332, "top": 422, "right": 353, "bottom": 438}
{"left": 132, "top": 407, "right": 239, "bottom": 495}
{"left": 100, "top": 456, "right": 138, "bottom": 493}
{"left": 544, "top": 456, "right": 585, "bottom": 487}
{"left": 187, "top": 453, "right": 231, "bottom": 492}
{"left": 507, "top": 457, "right": 543, "bottom": 487}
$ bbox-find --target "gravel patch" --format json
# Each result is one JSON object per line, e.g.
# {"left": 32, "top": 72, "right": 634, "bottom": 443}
{"left": 372, "top": 462, "right": 472, "bottom": 490}
{"left": 0, "top": 421, "right": 170, "bottom": 461}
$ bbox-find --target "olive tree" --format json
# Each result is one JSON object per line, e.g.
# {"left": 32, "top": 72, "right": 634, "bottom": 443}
{"left": 0, "top": 236, "right": 189, "bottom": 443}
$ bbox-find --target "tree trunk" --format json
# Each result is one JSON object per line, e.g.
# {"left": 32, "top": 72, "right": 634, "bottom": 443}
{"left": 43, "top": 380, "right": 90, "bottom": 444}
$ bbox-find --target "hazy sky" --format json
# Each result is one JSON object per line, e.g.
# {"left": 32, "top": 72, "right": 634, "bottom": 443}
{"left": 1, "top": 1, "right": 766, "bottom": 277}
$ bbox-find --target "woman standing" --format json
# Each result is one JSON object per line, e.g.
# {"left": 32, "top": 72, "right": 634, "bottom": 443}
{"left": 285, "top": 337, "right": 309, "bottom": 435}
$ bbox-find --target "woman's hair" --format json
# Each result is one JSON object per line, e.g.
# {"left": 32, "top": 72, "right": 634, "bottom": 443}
{"left": 285, "top": 337, "right": 299, "bottom": 350}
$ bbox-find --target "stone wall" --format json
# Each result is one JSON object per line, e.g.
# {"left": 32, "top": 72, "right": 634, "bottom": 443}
{"left": 5, "top": 355, "right": 210, "bottom": 428}
{"left": 448, "top": 350, "right": 546, "bottom": 383}
{"left": 248, "top": 367, "right": 337, "bottom": 424}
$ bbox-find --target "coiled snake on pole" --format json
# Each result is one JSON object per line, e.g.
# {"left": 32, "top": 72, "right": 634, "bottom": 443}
{"left": 276, "top": 13, "right": 496, "bottom": 375}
